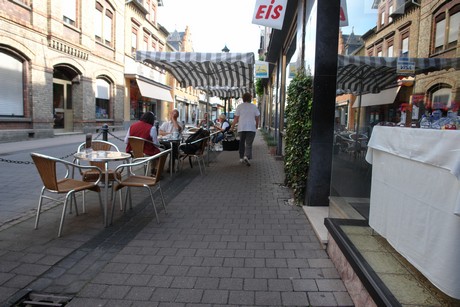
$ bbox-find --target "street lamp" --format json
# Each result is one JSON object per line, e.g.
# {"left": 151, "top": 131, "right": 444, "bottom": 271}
{"left": 221, "top": 45, "right": 230, "bottom": 53}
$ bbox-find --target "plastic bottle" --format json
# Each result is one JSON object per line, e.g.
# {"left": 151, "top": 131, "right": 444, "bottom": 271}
{"left": 419, "top": 115, "right": 431, "bottom": 129}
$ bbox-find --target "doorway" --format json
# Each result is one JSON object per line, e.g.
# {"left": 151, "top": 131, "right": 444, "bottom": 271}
{"left": 53, "top": 79, "right": 73, "bottom": 132}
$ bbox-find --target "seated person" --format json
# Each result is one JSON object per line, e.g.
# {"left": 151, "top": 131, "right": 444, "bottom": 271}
{"left": 212, "top": 114, "right": 230, "bottom": 143}
{"left": 159, "top": 109, "right": 183, "bottom": 139}
{"left": 124, "top": 111, "right": 161, "bottom": 156}
{"left": 199, "top": 112, "right": 214, "bottom": 129}
{"left": 159, "top": 109, "right": 183, "bottom": 170}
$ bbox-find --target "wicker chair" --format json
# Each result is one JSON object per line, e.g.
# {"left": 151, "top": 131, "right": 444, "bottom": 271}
{"left": 127, "top": 136, "right": 164, "bottom": 175}
{"left": 31, "top": 152, "right": 103, "bottom": 237}
{"left": 109, "top": 149, "right": 171, "bottom": 225}
{"left": 76, "top": 140, "right": 123, "bottom": 212}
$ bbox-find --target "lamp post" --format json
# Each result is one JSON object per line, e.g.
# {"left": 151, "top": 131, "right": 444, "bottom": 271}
{"left": 222, "top": 45, "right": 230, "bottom": 114}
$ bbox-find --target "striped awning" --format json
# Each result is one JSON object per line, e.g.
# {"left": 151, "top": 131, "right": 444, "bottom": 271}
{"left": 195, "top": 86, "right": 255, "bottom": 98}
{"left": 136, "top": 51, "right": 255, "bottom": 89}
{"left": 337, "top": 55, "right": 460, "bottom": 94}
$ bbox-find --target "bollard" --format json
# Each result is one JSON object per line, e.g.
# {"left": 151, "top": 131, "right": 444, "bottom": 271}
{"left": 102, "top": 124, "right": 109, "bottom": 141}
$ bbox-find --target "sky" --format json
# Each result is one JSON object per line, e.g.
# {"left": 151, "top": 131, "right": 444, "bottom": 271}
{"left": 157, "top": 0, "right": 261, "bottom": 55}
{"left": 157, "top": 0, "right": 378, "bottom": 54}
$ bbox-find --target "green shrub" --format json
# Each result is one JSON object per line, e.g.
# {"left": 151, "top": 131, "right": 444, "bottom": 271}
{"left": 284, "top": 71, "right": 313, "bottom": 205}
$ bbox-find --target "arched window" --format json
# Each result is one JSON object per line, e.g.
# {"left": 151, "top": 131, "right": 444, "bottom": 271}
{"left": 430, "top": 85, "right": 452, "bottom": 110}
{"left": 0, "top": 51, "right": 24, "bottom": 116}
{"left": 95, "top": 78, "right": 111, "bottom": 119}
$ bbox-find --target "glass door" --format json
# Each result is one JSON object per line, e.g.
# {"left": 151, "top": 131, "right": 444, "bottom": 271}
{"left": 53, "top": 79, "right": 73, "bottom": 132}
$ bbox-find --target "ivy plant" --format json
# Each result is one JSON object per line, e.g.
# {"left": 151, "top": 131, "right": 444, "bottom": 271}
{"left": 284, "top": 71, "right": 313, "bottom": 205}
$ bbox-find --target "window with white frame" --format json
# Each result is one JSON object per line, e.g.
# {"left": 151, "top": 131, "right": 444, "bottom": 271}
{"left": 95, "top": 78, "right": 111, "bottom": 119}
{"left": 431, "top": 87, "right": 452, "bottom": 110}
{"left": 63, "top": 0, "right": 77, "bottom": 26}
{"left": 401, "top": 36, "right": 409, "bottom": 57}
{"left": 95, "top": 1, "right": 114, "bottom": 47}
{"left": 433, "top": 4, "right": 460, "bottom": 53}
{"left": 131, "top": 28, "right": 138, "bottom": 54}
{"left": 0, "top": 52, "right": 24, "bottom": 116}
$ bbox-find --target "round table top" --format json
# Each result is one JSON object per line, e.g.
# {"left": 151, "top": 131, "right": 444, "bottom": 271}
{"left": 74, "top": 150, "right": 131, "bottom": 162}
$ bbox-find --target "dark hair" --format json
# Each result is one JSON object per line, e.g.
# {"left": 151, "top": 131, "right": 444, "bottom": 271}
{"left": 242, "top": 92, "right": 252, "bottom": 103}
{"left": 140, "top": 111, "right": 155, "bottom": 125}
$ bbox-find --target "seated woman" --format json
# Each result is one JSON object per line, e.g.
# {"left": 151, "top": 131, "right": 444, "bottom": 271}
{"left": 212, "top": 114, "right": 230, "bottom": 144}
{"left": 124, "top": 111, "right": 161, "bottom": 156}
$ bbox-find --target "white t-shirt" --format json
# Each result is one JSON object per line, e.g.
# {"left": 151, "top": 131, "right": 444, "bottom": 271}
{"left": 235, "top": 102, "right": 260, "bottom": 132}
{"left": 160, "top": 121, "right": 181, "bottom": 138}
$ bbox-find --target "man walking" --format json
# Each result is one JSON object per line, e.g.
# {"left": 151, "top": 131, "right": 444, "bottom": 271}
{"left": 231, "top": 93, "right": 260, "bottom": 166}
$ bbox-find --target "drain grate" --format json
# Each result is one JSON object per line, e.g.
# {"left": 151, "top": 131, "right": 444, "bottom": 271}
{"left": 13, "top": 293, "right": 72, "bottom": 307}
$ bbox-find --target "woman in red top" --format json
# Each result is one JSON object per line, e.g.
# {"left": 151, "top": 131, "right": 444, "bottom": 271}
{"left": 124, "top": 112, "right": 161, "bottom": 156}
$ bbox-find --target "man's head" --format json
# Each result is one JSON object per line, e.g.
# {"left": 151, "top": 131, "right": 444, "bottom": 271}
{"left": 204, "top": 112, "right": 209, "bottom": 119}
{"left": 171, "top": 109, "right": 179, "bottom": 120}
{"left": 242, "top": 93, "right": 252, "bottom": 103}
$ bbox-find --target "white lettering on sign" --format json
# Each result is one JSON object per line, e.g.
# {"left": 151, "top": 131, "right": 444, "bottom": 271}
{"left": 397, "top": 60, "right": 415, "bottom": 75}
{"left": 252, "top": 0, "right": 287, "bottom": 30}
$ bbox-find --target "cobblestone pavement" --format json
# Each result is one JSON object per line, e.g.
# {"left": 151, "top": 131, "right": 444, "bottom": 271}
{"left": 0, "top": 132, "right": 353, "bottom": 306}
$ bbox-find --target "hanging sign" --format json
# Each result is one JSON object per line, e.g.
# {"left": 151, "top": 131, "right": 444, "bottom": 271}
{"left": 397, "top": 59, "right": 415, "bottom": 76}
{"left": 252, "top": 0, "right": 287, "bottom": 30}
{"left": 339, "top": 0, "right": 349, "bottom": 27}
{"left": 255, "top": 61, "right": 269, "bottom": 78}
{"left": 288, "top": 62, "right": 297, "bottom": 78}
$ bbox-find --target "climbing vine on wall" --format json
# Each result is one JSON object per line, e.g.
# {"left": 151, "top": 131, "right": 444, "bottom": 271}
{"left": 284, "top": 71, "right": 313, "bottom": 205}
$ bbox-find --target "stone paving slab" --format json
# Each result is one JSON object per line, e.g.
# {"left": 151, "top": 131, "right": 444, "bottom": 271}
{"left": 0, "top": 133, "right": 353, "bottom": 306}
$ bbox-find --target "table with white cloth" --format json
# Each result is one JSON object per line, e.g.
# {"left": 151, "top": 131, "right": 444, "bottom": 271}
{"left": 365, "top": 126, "right": 460, "bottom": 299}
{"left": 74, "top": 150, "right": 131, "bottom": 227}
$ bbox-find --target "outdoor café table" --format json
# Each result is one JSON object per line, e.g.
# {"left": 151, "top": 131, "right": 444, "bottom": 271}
{"left": 365, "top": 126, "right": 460, "bottom": 299}
{"left": 73, "top": 150, "right": 131, "bottom": 227}
{"left": 159, "top": 136, "right": 181, "bottom": 176}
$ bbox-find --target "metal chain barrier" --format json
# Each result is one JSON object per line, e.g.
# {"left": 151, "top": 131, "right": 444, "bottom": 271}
{"left": 0, "top": 125, "right": 124, "bottom": 165}
{"left": 0, "top": 151, "right": 77, "bottom": 165}
{"left": 107, "top": 130, "right": 125, "bottom": 142}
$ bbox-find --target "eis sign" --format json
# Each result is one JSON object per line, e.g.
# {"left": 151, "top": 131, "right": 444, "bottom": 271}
{"left": 252, "top": 0, "right": 287, "bottom": 30}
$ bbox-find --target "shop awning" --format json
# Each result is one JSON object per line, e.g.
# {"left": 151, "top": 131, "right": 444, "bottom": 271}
{"left": 136, "top": 79, "right": 173, "bottom": 102}
{"left": 337, "top": 55, "right": 460, "bottom": 95}
{"left": 135, "top": 52, "right": 255, "bottom": 89}
{"left": 352, "top": 86, "right": 400, "bottom": 108}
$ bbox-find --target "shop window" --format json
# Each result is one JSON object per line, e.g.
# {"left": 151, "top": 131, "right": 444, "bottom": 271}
{"left": 0, "top": 51, "right": 25, "bottom": 117}
{"left": 433, "top": 4, "right": 459, "bottom": 53}
{"left": 62, "top": 0, "right": 77, "bottom": 27}
{"left": 95, "top": 78, "right": 111, "bottom": 119}
{"left": 95, "top": 1, "right": 114, "bottom": 47}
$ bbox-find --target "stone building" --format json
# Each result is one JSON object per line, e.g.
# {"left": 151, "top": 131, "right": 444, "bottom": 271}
{"left": 0, "top": 0, "right": 127, "bottom": 141}
{"left": 0, "top": 0, "right": 202, "bottom": 142}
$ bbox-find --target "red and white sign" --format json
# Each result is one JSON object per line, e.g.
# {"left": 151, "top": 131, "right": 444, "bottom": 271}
{"left": 252, "top": 0, "right": 287, "bottom": 30}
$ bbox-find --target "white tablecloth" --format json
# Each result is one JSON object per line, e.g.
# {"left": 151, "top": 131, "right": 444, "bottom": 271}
{"left": 365, "top": 126, "right": 460, "bottom": 299}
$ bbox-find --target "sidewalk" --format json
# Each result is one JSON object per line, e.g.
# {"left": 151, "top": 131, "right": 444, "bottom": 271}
{"left": 0, "top": 133, "right": 353, "bottom": 306}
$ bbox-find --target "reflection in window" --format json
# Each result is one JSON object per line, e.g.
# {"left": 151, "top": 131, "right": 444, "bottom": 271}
{"left": 96, "top": 78, "right": 110, "bottom": 119}
{"left": 431, "top": 87, "right": 452, "bottom": 110}
{"left": 434, "top": 5, "right": 460, "bottom": 53}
